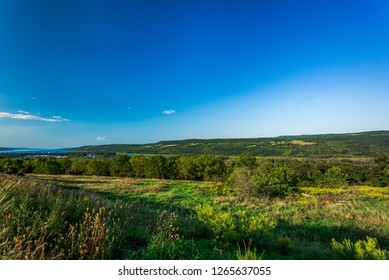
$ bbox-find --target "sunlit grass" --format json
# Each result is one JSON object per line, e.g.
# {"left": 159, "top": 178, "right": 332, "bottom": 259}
{"left": 1, "top": 174, "right": 388, "bottom": 260}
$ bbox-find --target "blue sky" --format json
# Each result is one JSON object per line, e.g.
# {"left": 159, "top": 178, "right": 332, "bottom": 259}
{"left": 1, "top": 0, "right": 389, "bottom": 148}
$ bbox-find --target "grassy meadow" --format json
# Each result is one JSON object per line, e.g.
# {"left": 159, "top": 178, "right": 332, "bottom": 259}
{"left": 1, "top": 173, "right": 388, "bottom": 260}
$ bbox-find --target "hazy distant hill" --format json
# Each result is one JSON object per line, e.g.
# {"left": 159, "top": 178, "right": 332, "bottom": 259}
{"left": 0, "top": 147, "right": 14, "bottom": 152}
{"left": 70, "top": 131, "right": 389, "bottom": 158}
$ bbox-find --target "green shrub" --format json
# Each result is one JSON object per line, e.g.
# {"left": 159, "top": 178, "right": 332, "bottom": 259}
{"left": 276, "top": 235, "right": 293, "bottom": 255}
{"left": 226, "top": 166, "right": 296, "bottom": 198}
{"left": 225, "top": 167, "right": 256, "bottom": 197}
{"left": 209, "top": 182, "right": 233, "bottom": 196}
{"left": 320, "top": 166, "right": 347, "bottom": 188}
{"left": 235, "top": 152, "right": 258, "bottom": 169}
{"left": 331, "top": 236, "right": 389, "bottom": 260}
{"left": 253, "top": 166, "right": 297, "bottom": 197}
{"left": 194, "top": 205, "right": 275, "bottom": 245}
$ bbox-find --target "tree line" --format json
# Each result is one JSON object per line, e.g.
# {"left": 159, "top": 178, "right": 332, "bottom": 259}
{"left": 1, "top": 153, "right": 388, "bottom": 195}
{"left": 0, "top": 155, "right": 229, "bottom": 181}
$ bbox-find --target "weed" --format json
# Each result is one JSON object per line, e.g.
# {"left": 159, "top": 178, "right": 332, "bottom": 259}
{"left": 331, "top": 236, "right": 389, "bottom": 260}
{"left": 236, "top": 240, "right": 263, "bottom": 260}
{"left": 194, "top": 204, "right": 275, "bottom": 246}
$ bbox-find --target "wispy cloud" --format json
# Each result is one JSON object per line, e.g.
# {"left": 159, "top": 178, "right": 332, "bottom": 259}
{"left": 17, "top": 110, "right": 30, "bottom": 114}
{"left": 0, "top": 111, "right": 69, "bottom": 122}
{"left": 96, "top": 136, "right": 107, "bottom": 141}
{"left": 162, "top": 109, "right": 176, "bottom": 115}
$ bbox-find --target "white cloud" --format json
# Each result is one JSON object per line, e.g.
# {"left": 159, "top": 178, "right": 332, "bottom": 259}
{"left": 162, "top": 109, "right": 176, "bottom": 115}
{"left": 96, "top": 136, "right": 107, "bottom": 141}
{"left": 0, "top": 111, "right": 69, "bottom": 122}
{"left": 17, "top": 110, "right": 30, "bottom": 114}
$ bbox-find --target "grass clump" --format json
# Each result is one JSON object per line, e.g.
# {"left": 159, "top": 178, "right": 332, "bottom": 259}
{"left": 331, "top": 236, "right": 389, "bottom": 260}
{"left": 236, "top": 240, "right": 263, "bottom": 260}
{"left": 0, "top": 175, "right": 131, "bottom": 259}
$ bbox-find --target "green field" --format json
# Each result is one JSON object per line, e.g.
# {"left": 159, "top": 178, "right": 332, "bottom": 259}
{"left": 1, "top": 174, "right": 388, "bottom": 260}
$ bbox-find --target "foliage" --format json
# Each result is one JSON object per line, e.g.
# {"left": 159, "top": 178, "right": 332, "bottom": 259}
{"left": 320, "top": 166, "right": 347, "bottom": 187}
{"left": 225, "top": 167, "right": 256, "bottom": 196}
{"left": 144, "top": 210, "right": 203, "bottom": 259}
{"left": 1, "top": 150, "right": 389, "bottom": 189}
{"left": 69, "top": 131, "right": 389, "bottom": 158}
{"left": 194, "top": 204, "right": 275, "bottom": 245}
{"left": 331, "top": 236, "right": 389, "bottom": 260}
{"left": 235, "top": 152, "right": 258, "bottom": 169}
{"left": 208, "top": 182, "right": 234, "bottom": 196}
{"left": 253, "top": 166, "right": 297, "bottom": 197}
{"left": 236, "top": 240, "right": 262, "bottom": 260}
{"left": 276, "top": 236, "right": 294, "bottom": 255}
{"left": 0, "top": 176, "right": 129, "bottom": 259}
{"left": 1, "top": 172, "right": 389, "bottom": 260}
{"left": 227, "top": 165, "right": 297, "bottom": 198}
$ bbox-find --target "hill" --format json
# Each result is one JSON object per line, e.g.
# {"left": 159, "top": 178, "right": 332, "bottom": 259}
{"left": 70, "top": 130, "right": 389, "bottom": 158}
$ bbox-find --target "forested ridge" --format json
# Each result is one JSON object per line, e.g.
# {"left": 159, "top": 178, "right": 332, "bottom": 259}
{"left": 70, "top": 130, "right": 389, "bottom": 158}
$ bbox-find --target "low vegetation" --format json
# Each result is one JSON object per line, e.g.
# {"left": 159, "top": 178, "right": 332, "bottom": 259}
{"left": 1, "top": 172, "right": 388, "bottom": 260}
{"left": 1, "top": 153, "right": 388, "bottom": 188}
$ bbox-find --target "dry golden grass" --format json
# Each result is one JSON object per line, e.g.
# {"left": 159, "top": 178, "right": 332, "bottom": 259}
{"left": 161, "top": 144, "right": 177, "bottom": 148}
{"left": 290, "top": 140, "right": 316, "bottom": 145}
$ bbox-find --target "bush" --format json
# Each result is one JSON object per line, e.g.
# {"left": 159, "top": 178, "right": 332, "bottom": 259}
{"left": 253, "top": 166, "right": 297, "bottom": 197}
{"left": 320, "top": 166, "right": 347, "bottom": 188}
{"left": 209, "top": 182, "right": 233, "bottom": 196}
{"left": 276, "top": 235, "right": 293, "bottom": 255}
{"left": 235, "top": 152, "right": 258, "bottom": 169}
{"left": 194, "top": 205, "right": 275, "bottom": 245}
{"left": 331, "top": 236, "right": 389, "bottom": 260}
{"left": 225, "top": 167, "right": 256, "bottom": 197}
{"left": 226, "top": 166, "right": 297, "bottom": 198}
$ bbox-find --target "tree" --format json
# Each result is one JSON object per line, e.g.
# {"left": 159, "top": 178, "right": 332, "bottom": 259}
{"left": 253, "top": 166, "right": 297, "bottom": 197}
{"left": 195, "top": 155, "right": 226, "bottom": 181}
{"left": 69, "top": 159, "right": 88, "bottom": 175}
{"left": 235, "top": 152, "right": 258, "bottom": 169}
{"left": 177, "top": 156, "right": 198, "bottom": 180}
{"left": 1, "top": 159, "right": 24, "bottom": 175}
{"left": 86, "top": 159, "right": 110, "bottom": 176}
{"left": 110, "top": 155, "right": 132, "bottom": 177}
{"left": 130, "top": 155, "right": 146, "bottom": 178}
{"left": 320, "top": 166, "right": 347, "bottom": 187}
{"left": 145, "top": 155, "right": 166, "bottom": 179}
{"left": 33, "top": 159, "right": 64, "bottom": 175}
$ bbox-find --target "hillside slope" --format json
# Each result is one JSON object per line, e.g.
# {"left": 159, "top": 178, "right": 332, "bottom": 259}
{"left": 70, "top": 131, "right": 389, "bottom": 158}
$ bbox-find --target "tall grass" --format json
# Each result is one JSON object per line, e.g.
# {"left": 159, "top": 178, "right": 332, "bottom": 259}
{"left": 0, "top": 175, "right": 136, "bottom": 259}
{"left": 2, "top": 174, "right": 389, "bottom": 260}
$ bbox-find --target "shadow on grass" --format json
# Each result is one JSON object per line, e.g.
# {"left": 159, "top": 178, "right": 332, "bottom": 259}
{"left": 39, "top": 178, "right": 111, "bottom": 185}
{"left": 272, "top": 219, "right": 389, "bottom": 259}
{"left": 21, "top": 175, "right": 389, "bottom": 259}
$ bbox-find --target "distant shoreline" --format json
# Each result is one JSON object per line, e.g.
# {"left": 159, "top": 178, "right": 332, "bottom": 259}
{"left": 0, "top": 148, "right": 67, "bottom": 154}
